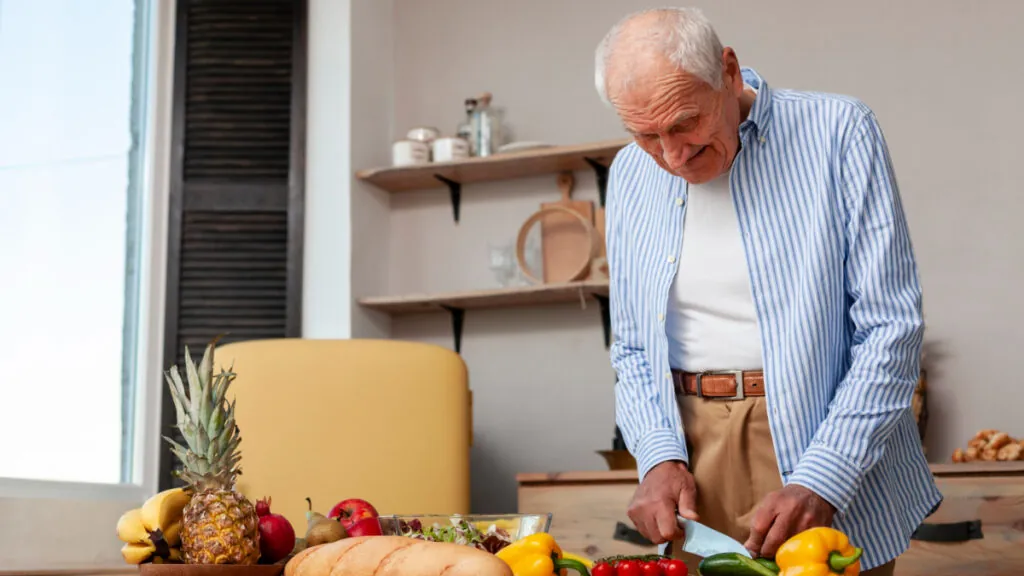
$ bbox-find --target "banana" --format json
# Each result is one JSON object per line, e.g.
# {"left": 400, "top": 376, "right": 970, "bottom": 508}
{"left": 116, "top": 508, "right": 150, "bottom": 544}
{"left": 121, "top": 541, "right": 156, "bottom": 564}
{"left": 160, "top": 519, "right": 183, "bottom": 547}
{"left": 116, "top": 491, "right": 188, "bottom": 565}
{"left": 140, "top": 487, "right": 191, "bottom": 532}
{"left": 151, "top": 549, "right": 183, "bottom": 565}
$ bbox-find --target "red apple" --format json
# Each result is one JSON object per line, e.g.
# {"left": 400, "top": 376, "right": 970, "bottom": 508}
{"left": 346, "top": 516, "right": 383, "bottom": 537}
{"left": 328, "top": 498, "right": 379, "bottom": 529}
{"left": 256, "top": 497, "right": 296, "bottom": 564}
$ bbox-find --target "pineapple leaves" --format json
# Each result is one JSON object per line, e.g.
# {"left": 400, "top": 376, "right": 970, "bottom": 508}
{"left": 222, "top": 433, "right": 241, "bottom": 465}
{"left": 162, "top": 336, "right": 245, "bottom": 490}
{"left": 195, "top": 422, "right": 210, "bottom": 456}
{"left": 163, "top": 369, "right": 187, "bottom": 426}
{"left": 197, "top": 339, "right": 217, "bottom": 389}
{"left": 163, "top": 436, "right": 191, "bottom": 467}
{"left": 195, "top": 334, "right": 225, "bottom": 386}
{"left": 181, "top": 421, "right": 201, "bottom": 455}
{"left": 184, "top": 346, "right": 205, "bottom": 426}
{"left": 207, "top": 396, "right": 223, "bottom": 439}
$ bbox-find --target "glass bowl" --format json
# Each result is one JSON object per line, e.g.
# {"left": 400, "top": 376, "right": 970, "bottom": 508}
{"left": 378, "top": 513, "right": 553, "bottom": 553}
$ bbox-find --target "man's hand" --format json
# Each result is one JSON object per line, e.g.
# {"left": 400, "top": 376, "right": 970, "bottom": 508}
{"left": 627, "top": 460, "right": 699, "bottom": 545}
{"left": 743, "top": 484, "right": 836, "bottom": 558}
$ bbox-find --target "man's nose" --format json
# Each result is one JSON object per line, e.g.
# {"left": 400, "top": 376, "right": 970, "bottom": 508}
{"left": 661, "top": 135, "right": 695, "bottom": 171}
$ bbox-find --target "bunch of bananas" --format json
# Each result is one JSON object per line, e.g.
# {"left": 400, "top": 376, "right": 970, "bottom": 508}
{"left": 116, "top": 487, "right": 191, "bottom": 564}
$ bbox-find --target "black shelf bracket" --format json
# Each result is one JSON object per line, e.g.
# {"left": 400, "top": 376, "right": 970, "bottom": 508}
{"left": 434, "top": 174, "right": 462, "bottom": 223}
{"left": 595, "top": 294, "right": 611, "bottom": 349}
{"left": 441, "top": 305, "right": 465, "bottom": 353}
{"left": 584, "top": 157, "right": 610, "bottom": 207}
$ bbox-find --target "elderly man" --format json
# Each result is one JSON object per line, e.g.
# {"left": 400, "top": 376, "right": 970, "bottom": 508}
{"left": 596, "top": 8, "right": 940, "bottom": 575}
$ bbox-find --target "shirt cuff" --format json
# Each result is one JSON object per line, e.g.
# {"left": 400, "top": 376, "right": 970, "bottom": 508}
{"left": 633, "top": 428, "right": 689, "bottom": 482}
{"left": 786, "top": 443, "right": 865, "bottom": 515}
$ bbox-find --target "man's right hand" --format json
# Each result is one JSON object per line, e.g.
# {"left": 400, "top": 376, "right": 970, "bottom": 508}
{"left": 627, "top": 460, "right": 699, "bottom": 545}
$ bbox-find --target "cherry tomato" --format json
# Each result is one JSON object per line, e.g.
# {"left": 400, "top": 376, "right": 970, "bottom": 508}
{"left": 640, "top": 560, "right": 663, "bottom": 576}
{"left": 656, "top": 558, "right": 672, "bottom": 569}
{"left": 592, "top": 562, "right": 615, "bottom": 576}
{"left": 662, "top": 559, "right": 687, "bottom": 576}
{"left": 616, "top": 559, "right": 641, "bottom": 576}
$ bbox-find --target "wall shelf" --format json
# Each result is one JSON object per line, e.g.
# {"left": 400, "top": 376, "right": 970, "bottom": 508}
{"left": 355, "top": 138, "right": 630, "bottom": 222}
{"left": 358, "top": 281, "right": 611, "bottom": 352}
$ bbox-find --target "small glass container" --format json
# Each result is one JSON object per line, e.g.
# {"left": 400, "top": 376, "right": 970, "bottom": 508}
{"left": 488, "top": 242, "right": 516, "bottom": 287}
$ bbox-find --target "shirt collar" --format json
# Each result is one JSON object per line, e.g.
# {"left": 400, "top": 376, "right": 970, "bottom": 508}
{"left": 740, "top": 67, "right": 773, "bottom": 140}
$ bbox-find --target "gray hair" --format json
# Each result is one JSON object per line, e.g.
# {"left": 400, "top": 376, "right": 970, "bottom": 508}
{"left": 594, "top": 7, "right": 724, "bottom": 106}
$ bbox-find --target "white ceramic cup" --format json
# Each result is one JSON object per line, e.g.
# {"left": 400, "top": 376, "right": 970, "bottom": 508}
{"left": 392, "top": 139, "right": 430, "bottom": 166}
{"left": 432, "top": 137, "right": 470, "bottom": 163}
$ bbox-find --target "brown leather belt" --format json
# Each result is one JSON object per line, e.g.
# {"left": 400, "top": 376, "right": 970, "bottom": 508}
{"left": 672, "top": 369, "right": 766, "bottom": 399}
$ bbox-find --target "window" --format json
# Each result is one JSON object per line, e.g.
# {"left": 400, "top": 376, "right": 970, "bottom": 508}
{"left": 0, "top": 0, "right": 167, "bottom": 497}
{"left": 0, "top": 0, "right": 171, "bottom": 568}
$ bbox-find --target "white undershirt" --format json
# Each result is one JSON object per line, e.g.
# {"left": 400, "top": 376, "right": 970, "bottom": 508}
{"left": 666, "top": 170, "right": 764, "bottom": 372}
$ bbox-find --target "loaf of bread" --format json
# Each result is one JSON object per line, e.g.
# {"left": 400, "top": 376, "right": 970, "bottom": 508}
{"left": 284, "top": 536, "right": 514, "bottom": 576}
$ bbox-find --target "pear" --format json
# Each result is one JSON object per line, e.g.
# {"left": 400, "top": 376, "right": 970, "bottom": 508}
{"left": 305, "top": 497, "right": 347, "bottom": 547}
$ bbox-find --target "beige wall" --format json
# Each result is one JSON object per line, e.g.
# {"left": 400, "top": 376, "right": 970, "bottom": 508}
{"left": 344, "top": 0, "right": 1024, "bottom": 512}
{"left": 349, "top": 0, "right": 395, "bottom": 340}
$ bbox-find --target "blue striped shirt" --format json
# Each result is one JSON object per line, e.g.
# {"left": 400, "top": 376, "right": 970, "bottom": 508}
{"left": 607, "top": 67, "right": 942, "bottom": 569}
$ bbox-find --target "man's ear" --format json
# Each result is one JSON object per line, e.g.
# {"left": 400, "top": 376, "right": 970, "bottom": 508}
{"left": 721, "top": 47, "right": 742, "bottom": 93}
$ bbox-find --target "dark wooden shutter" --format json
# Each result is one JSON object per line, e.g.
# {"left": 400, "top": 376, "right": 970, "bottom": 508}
{"left": 159, "top": 0, "right": 307, "bottom": 489}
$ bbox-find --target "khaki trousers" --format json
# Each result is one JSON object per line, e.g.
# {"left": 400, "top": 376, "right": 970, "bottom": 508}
{"left": 665, "top": 395, "right": 896, "bottom": 576}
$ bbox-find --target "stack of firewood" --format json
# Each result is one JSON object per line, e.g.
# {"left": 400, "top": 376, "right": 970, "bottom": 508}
{"left": 952, "top": 429, "right": 1024, "bottom": 462}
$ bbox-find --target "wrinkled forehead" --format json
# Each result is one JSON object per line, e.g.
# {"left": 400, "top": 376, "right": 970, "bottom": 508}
{"left": 607, "top": 50, "right": 714, "bottom": 106}
{"left": 609, "top": 66, "right": 716, "bottom": 132}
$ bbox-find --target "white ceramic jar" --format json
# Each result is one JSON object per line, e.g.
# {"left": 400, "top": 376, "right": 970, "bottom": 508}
{"left": 392, "top": 139, "right": 430, "bottom": 167}
{"left": 432, "top": 137, "right": 470, "bottom": 163}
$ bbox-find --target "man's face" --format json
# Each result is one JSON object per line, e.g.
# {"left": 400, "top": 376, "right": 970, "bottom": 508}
{"left": 609, "top": 49, "right": 745, "bottom": 184}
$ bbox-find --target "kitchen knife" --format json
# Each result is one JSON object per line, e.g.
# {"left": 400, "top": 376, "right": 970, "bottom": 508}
{"left": 676, "top": 515, "right": 752, "bottom": 558}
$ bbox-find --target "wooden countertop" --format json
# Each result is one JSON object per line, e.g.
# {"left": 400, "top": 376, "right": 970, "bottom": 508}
{"left": 517, "top": 461, "right": 1024, "bottom": 485}
{"left": 516, "top": 469, "right": 638, "bottom": 485}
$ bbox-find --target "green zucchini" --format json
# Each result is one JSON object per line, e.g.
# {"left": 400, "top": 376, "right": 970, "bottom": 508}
{"left": 698, "top": 553, "right": 779, "bottom": 576}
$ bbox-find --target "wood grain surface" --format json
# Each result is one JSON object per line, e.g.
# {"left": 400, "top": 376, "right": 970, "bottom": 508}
{"left": 517, "top": 463, "right": 1024, "bottom": 576}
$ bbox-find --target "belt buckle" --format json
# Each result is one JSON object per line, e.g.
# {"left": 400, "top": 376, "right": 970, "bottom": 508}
{"left": 695, "top": 370, "right": 746, "bottom": 400}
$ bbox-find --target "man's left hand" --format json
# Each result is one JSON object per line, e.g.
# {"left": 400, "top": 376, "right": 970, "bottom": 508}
{"left": 743, "top": 484, "right": 836, "bottom": 558}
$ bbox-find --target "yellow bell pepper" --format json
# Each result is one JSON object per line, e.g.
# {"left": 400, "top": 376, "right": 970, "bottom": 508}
{"left": 559, "top": 552, "right": 593, "bottom": 576}
{"left": 775, "top": 527, "right": 863, "bottom": 576}
{"left": 495, "top": 533, "right": 591, "bottom": 576}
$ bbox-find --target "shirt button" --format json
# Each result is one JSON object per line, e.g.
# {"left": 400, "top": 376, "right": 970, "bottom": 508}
{"left": 667, "top": 255, "right": 676, "bottom": 263}
{"left": 675, "top": 197, "right": 684, "bottom": 206}
{"left": 759, "top": 136, "right": 767, "bottom": 144}
{"left": 657, "top": 313, "right": 665, "bottom": 322}
{"left": 665, "top": 372, "right": 672, "bottom": 380}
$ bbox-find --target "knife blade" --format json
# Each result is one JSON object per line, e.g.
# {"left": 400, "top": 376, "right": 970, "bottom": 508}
{"left": 676, "top": 515, "right": 752, "bottom": 558}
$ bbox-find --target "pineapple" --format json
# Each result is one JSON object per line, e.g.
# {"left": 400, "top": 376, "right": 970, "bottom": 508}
{"left": 163, "top": 337, "right": 260, "bottom": 565}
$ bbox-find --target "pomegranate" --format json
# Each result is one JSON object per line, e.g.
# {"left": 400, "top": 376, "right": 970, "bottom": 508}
{"left": 256, "top": 496, "right": 296, "bottom": 563}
